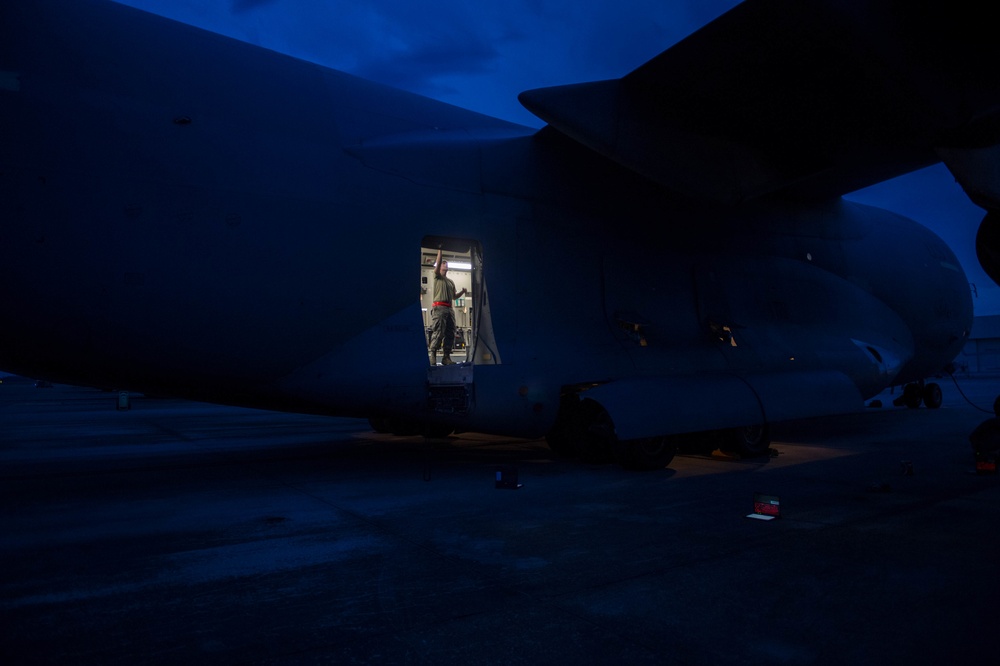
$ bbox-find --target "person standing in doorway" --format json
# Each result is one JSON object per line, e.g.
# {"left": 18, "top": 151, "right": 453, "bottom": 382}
{"left": 429, "top": 247, "right": 467, "bottom": 365}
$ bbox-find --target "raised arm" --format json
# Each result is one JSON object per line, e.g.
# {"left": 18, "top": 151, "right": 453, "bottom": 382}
{"left": 434, "top": 247, "right": 444, "bottom": 277}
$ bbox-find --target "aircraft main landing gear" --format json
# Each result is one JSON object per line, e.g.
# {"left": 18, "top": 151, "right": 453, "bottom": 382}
{"left": 545, "top": 397, "right": 616, "bottom": 463}
{"left": 923, "top": 382, "right": 943, "bottom": 409}
{"left": 546, "top": 396, "right": 677, "bottom": 469}
{"left": 893, "top": 380, "right": 943, "bottom": 409}
{"left": 615, "top": 435, "right": 678, "bottom": 470}
{"left": 724, "top": 423, "right": 771, "bottom": 457}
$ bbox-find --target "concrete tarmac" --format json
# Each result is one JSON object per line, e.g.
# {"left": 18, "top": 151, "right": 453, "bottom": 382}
{"left": 2, "top": 376, "right": 1000, "bottom": 664}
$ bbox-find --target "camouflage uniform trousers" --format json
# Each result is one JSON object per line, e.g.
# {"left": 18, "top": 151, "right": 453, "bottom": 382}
{"left": 430, "top": 305, "right": 456, "bottom": 355}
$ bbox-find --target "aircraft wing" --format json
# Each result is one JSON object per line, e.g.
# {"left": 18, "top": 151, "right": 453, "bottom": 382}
{"left": 519, "top": 0, "right": 1000, "bottom": 207}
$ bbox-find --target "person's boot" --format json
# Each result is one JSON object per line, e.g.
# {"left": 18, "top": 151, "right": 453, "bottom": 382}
{"left": 429, "top": 351, "right": 437, "bottom": 365}
{"left": 442, "top": 355, "right": 454, "bottom": 365}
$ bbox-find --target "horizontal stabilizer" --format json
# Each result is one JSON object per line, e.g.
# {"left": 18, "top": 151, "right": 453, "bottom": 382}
{"left": 520, "top": 0, "right": 1000, "bottom": 205}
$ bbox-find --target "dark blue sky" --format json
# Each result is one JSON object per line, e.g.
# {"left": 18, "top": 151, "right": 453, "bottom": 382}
{"left": 114, "top": 0, "right": 997, "bottom": 314}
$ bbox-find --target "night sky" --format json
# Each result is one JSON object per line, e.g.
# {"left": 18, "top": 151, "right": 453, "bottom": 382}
{"left": 113, "top": 0, "right": 998, "bottom": 315}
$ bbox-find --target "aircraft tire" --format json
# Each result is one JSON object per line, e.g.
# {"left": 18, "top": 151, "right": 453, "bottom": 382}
{"left": 545, "top": 430, "right": 579, "bottom": 458}
{"left": 727, "top": 423, "right": 771, "bottom": 458}
{"left": 576, "top": 399, "right": 616, "bottom": 464}
{"left": 384, "top": 418, "right": 422, "bottom": 436}
{"left": 922, "top": 382, "right": 943, "bottom": 409}
{"left": 420, "top": 424, "right": 455, "bottom": 439}
{"left": 616, "top": 435, "right": 677, "bottom": 471}
{"left": 546, "top": 394, "right": 582, "bottom": 458}
{"left": 902, "top": 383, "right": 923, "bottom": 409}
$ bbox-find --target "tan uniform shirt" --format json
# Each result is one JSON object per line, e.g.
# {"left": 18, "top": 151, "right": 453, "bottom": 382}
{"left": 433, "top": 273, "right": 457, "bottom": 303}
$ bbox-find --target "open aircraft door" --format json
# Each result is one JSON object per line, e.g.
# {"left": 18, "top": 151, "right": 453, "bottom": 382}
{"left": 467, "top": 242, "right": 502, "bottom": 366}
{"left": 421, "top": 236, "right": 501, "bottom": 417}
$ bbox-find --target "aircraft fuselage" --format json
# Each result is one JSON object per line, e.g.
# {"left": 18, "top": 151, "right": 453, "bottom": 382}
{"left": 0, "top": 1, "right": 972, "bottom": 441}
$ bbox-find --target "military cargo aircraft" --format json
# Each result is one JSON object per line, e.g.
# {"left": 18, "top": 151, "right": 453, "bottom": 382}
{"left": 2, "top": 0, "right": 999, "bottom": 469}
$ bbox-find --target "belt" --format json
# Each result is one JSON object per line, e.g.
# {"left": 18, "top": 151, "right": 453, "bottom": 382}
{"left": 433, "top": 301, "right": 451, "bottom": 307}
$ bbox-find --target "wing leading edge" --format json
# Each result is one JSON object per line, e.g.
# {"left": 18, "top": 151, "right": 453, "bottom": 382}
{"left": 519, "top": 0, "right": 1000, "bottom": 206}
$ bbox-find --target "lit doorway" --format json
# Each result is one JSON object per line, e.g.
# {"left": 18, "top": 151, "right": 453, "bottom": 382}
{"left": 420, "top": 236, "right": 501, "bottom": 367}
